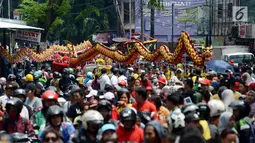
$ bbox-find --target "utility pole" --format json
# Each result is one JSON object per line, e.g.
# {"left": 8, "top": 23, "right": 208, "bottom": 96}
{"left": 150, "top": 0, "right": 155, "bottom": 38}
{"left": 8, "top": 0, "right": 11, "bottom": 18}
{"left": 0, "top": 0, "right": 3, "bottom": 17}
{"left": 114, "top": 0, "right": 125, "bottom": 37}
{"left": 129, "top": 0, "right": 132, "bottom": 39}
{"left": 140, "top": 0, "right": 144, "bottom": 40}
{"left": 172, "top": 3, "right": 174, "bottom": 49}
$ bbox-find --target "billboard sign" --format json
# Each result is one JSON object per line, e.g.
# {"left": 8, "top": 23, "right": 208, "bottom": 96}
{"left": 15, "top": 30, "right": 41, "bottom": 43}
{"left": 135, "top": 0, "right": 206, "bottom": 42}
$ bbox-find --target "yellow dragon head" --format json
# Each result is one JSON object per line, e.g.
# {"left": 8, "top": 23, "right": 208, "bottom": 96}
{"left": 202, "top": 45, "right": 213, "bottom": 61}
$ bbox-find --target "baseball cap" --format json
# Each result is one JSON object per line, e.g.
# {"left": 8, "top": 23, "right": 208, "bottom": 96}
{"left": 118, "top": 80, "right": 127, "bottom": 87}
{"left": 158, "top": 77, "right": 167, "bottom": 85}
{"left": 100, "top": 92, "right": 115, "bottom": 100}
{"left": 200, "top": 79, "right": 211, "bottom": 85}
{"left": 249, "top": 82, "right": 255, "bottom": 90}
{"left": 86, "top": 90, "right": 98, "bottom": 98}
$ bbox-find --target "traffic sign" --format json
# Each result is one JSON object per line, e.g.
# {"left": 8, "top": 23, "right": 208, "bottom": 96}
{"left": 233, "top": 6, "right": 248, "bottom": 22}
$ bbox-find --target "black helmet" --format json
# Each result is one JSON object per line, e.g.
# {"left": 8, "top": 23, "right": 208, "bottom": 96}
{"left": 53, "top": 72, "right": 60, "bottom": 79}
{"left": 6, "top": 97, "right": 23, "bottom": 114}
{"left": 13, "top": 89, "right": 26, "bottom": 97}
{"left": 197, "top": 102, "right": 210, "bottom": 120}
{"left": 181, "top": 103, "right": 200, "bottom": 123}
{"left": 46, "top": 105, "right": 64, "bottom": 121}
{"left": 36, "top": 82, "right": 45, "bottom": 90}
{"left": 112, "top": 68, "right": 119, "bottom": 75}
{"left": 63, "top": 68, "right": 69, "bottom": 75}
{"left": 120, "top": 107, "right": 137, "bottom": 123}
{"left": 69, "top": 85, "right": 81, "bottom": 95}
{"left": 97, "top": 100, "right": 112, "bottom": 111}
{"left": 229, "top": 100, "right": 250, "bottom": 119}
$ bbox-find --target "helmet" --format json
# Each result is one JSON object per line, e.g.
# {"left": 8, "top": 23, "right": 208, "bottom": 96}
{"left": 6, "top": 97, "right": 23, "bottom": 114}
{"left": 13, "top": 89, "right": 26, "bottom": 97}
{"left": 33, "top": 70, "right": 42, "bottom": 79}
{"left": 97, "top": 100, "right": 112, "bottom": 111}
{"left": 36, "top": 82, "right": 45, "bottom": 90}
{"left": 69, "top": 85, "right": 81, "bottom": 95}
{"left": 42, "top": 90, "right": 59, "bottom": 101}
{"left": 112, "top": 68, "right": 119, "bottom": 75}
{"left": 47, "top": 86, "right": 57, "bottom": 92}
{"left": 101, "top": 124, "right": 116, "bottom": 134}
{"left": 46, "top": 105, "right": 64, "bottom": 121}
{"left": 0, "top": 77, "right": 6, "bottom": 85}
{"left": 25, "top": 74, "right": 34, "bottom": 82}
{"left": 229, "top": 100, "right": 250, "bottom": 119}
{"left": 81, "top": 110, "right": 104, "bottom": 130}
{"left": 208, "top": 100, "right": 225, "bottom": 117}
{"left": 197, "top": 102, "right": 210, "bottom": 120}
{"left": 167, "top": 108, "right": 185, "bottom": 135}
{"left": 63, "top": 68, "right": 69, "bottom": 75}
{"left": 181, "top": 103, "right": 200, "bottom": 123}
{"left": 120, "top": 107, "right": 137, "bottom": 123}
{"left": 53, "top": 72, "right": 60, "bottom": 79}
{"left": 8, "top": 74, "right": 16, "bottom": 81}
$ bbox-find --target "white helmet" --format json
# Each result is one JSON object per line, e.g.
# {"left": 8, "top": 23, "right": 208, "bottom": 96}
{"left": 0, "top": 77, "right": 6, "bottom": 85}
{"left": 208, "top": 100, "right": 225, "bottom": 117}
{"left": 81, "top": 110, "right": 104, "bottom": 130}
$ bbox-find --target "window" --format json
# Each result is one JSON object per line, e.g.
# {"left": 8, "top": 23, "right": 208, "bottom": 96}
{"left": 218, "top": 4, "right": 223, "bottom": 18}
{"left": 227, "top": 3, "right": 233, "bottom": 18}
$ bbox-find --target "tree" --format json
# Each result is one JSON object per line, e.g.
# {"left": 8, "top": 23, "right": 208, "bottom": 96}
{"left": 148, "top": 0, "right": 163, "bottom": 38}
{"left": 17, "top": 0, "right": 71, "bottom": 42}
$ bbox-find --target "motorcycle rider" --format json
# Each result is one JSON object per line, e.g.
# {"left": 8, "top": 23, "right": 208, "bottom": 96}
{"left": 72, "top": 110, "right": 104, "bottom": 143}
{"left": 13, "top": 89, "right": 33, "bottom": 120}
{"left": 40, "top": 105, "right": 75, "bottom": 143}
{"left": 32, "top": 90, "right": 59, "bottom": 135}
{"left": 116, "top": 107, "right": 144, "bottom": 143}
{"left": 59, "top": 68, "right": 72, "bottom": 92}
{"left": 229, "top": 100, "right": 251, "bottom": 143}
{"left": 0, "top": 97, "right": 35, "bottom": 136}
{"left": 97, "top": 100, "right": 118, "bottom": 126}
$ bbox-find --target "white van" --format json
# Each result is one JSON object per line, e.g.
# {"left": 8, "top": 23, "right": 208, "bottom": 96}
{"left": 223, "top": 52, "right": 255, "bottom": 65}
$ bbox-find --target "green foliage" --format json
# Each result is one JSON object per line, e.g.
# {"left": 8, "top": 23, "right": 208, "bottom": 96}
{"left": 148, "top": 0, "right": 164, "bottom": 10}
{"left": 16, "top": 0, "right": 47, "bottom": 25}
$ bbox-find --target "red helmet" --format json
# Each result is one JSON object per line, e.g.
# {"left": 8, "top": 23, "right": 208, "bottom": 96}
{"left": 42, "top": 90, "right": 59, "bottom": 101}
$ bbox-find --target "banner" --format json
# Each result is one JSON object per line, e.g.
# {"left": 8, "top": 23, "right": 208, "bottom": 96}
{"left": 135, "top": 0, "right": 206, "bottom": 42}
{"left": 15, "top": 30, "right": 41, "bottom": 43}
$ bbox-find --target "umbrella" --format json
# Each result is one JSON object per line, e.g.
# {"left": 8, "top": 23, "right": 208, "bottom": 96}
{"left": 206, "top": 60, "right": 234, "bottom": 74}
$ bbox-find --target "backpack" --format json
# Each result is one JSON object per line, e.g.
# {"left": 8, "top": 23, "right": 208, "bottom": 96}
{"left": 246, "top": 120, "right": 255, "bottom": 143}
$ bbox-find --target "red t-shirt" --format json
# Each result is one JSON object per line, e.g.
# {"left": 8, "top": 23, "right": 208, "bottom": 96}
{"left": 132, "top": 100, "right": 158, "bottom": 120}
{"left": 141, "top": 80, "right": 152, "bottom": 87}
{"left": 111, "top": 105, "right": 119, "bottom": 120}
{"left": 116, "top": 124, "right": 144, "bottom": 143}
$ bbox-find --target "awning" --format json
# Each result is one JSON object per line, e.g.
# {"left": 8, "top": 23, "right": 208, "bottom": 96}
{"left": 0, "top": 18, "right": 44, "bottom": 30}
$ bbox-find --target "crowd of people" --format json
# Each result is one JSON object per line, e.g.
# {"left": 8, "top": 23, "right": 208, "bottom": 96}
{"left": 0, "top": 61, "right": 254, "bottom": 143}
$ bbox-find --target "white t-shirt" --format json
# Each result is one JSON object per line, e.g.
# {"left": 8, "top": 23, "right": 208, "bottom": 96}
{"left": 20, "top": 106, "right": 29, "bottom": 120}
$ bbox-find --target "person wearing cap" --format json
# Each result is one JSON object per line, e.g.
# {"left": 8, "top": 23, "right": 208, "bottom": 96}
{"left": 100, "top": 124, "right": 117, "bottom": 142}
{"left": 140, "top": 73, "right": 152, "bottom": 88}
{"left": 0, "top": 81, "right": 19, "bottom": 107}
{"left": 85, "top": 90, "right": 98, "bottom": 102}
{"left": 169, "top": 69, "right": 183, "bottom": 86}
{"left": 158, "top": 77, "right": 167, "bottom": 90}
{"left": 118, "top": 69, "right": 127, "bottom": 86}
{"left": 24, "top": 83, "right": 43, "bottom": 111}
{"left": 100, "top": 68, "right": 111, "bottom": 91}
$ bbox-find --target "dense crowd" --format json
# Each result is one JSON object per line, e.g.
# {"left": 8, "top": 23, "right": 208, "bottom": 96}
{"left": 0, "top": 62, "right": 254, "bottom": 143}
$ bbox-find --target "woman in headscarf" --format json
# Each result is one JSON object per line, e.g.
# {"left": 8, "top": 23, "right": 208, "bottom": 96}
{"left": 241, "top": 72, "right": 252, "bottom": 85}
{"left": 83, "top": 72, "right": 93, "bottom": 91}
{"left": 246, "top": 90, "right": 255, "bottom": 117}
{"left": 221, "top": 89, "right": 235, "bottom": 113}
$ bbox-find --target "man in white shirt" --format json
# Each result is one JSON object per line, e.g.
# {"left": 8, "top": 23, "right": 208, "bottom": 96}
{"left": 118, "top": 69, "right": 127, "bottom": 86}
{"left": 111, "top": 68, "right": 119, "bottom": 88}
{"left": 100, "top": 68, "right": 111, "bottom": 91}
